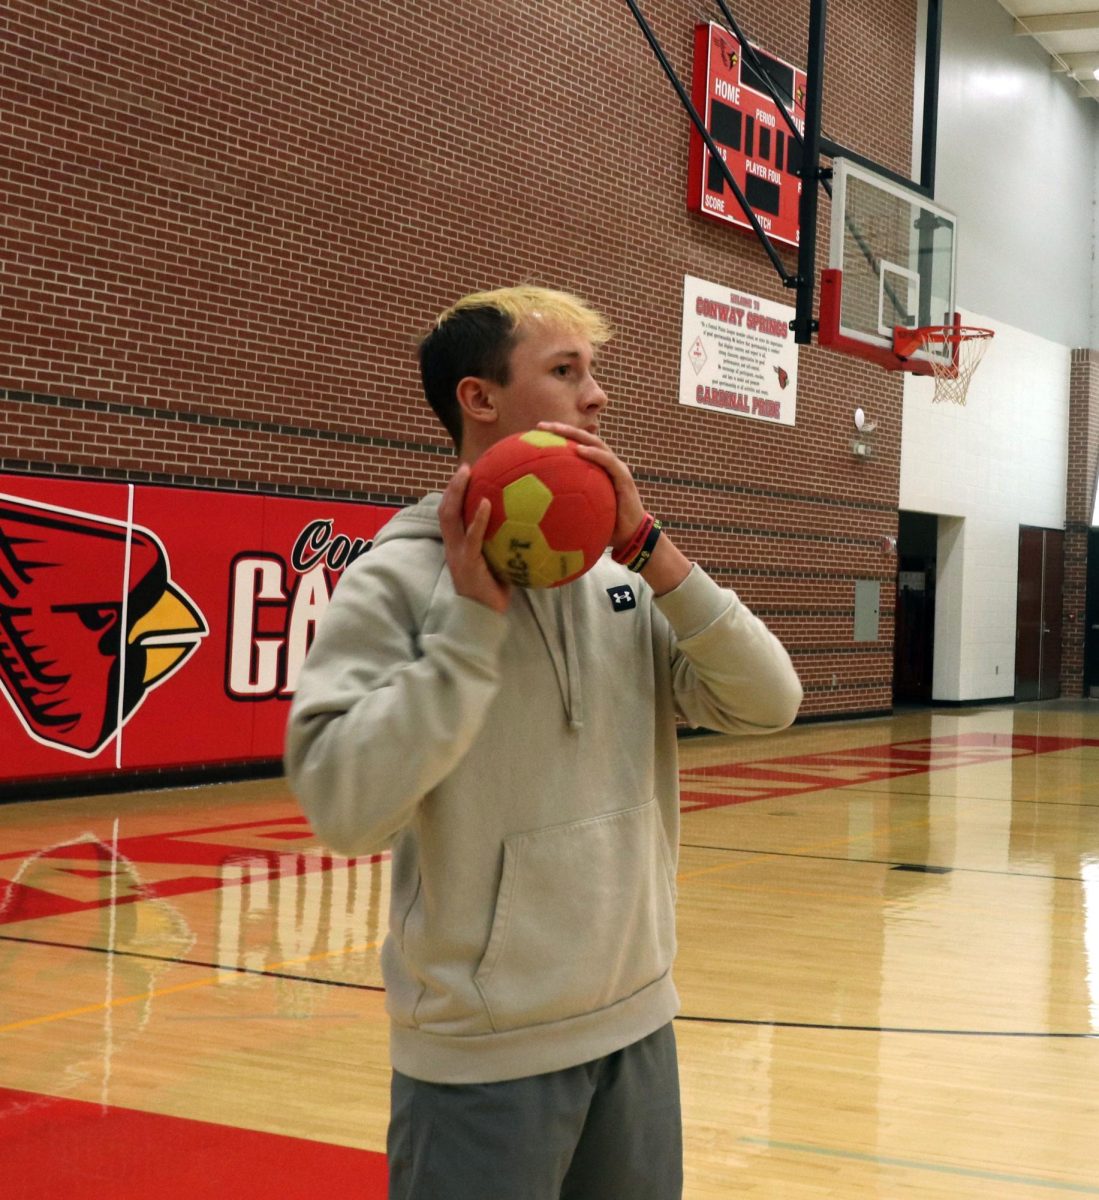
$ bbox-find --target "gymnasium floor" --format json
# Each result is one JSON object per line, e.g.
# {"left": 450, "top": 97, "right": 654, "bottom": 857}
{"left": 2, "top": 699, "right": 1098, "bottom": 1198}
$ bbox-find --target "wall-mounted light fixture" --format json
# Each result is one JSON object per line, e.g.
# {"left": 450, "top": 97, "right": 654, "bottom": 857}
{"left": 851, "top": 407, "right": 877, "bottom": 458}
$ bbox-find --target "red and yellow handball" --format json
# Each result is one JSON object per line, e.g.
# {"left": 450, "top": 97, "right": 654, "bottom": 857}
{"left": 463, "top": 430, "right": 617, "bottom": 588}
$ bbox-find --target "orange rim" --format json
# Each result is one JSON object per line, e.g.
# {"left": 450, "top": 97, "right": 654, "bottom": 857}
{"left": 893, "top": 325, "right": 994, "bottom": 360}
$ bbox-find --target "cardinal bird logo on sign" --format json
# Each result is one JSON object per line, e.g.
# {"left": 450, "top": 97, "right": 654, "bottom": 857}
{"left": 0, "top": 494, "right": 208, "bottom": 758}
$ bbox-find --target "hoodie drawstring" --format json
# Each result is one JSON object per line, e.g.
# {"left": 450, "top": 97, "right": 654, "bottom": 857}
{"left": 524, "top": 588, "right": 584, "bottom": 731}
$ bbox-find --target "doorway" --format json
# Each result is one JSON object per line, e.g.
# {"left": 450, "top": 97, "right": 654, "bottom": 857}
{"left": 893, "top": 511, "right": 937, "bottom": 705}
{"left": 1014, "top": 526, "right": 1064, "bottom": 701}
{"left": 1085, "top": 529, "right": 1099, "bottom": 698}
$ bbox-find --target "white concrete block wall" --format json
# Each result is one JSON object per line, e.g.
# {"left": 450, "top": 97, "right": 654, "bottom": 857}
{"left": 932, "top": 514, "right": 965, "bottom": 698}
{"left": 1094, "top": 147, "right": 1099, "bottom": 350}
{"left": 932, "top": 0, "right": 1097, "bottom": 349}
{"left": 901, "top": 314, "right": 1070, "bottom": 700}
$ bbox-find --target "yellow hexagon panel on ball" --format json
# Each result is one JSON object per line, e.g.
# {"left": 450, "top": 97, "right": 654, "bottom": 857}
{"left": 462, "top": 431, "right": 617, "bottom": 588}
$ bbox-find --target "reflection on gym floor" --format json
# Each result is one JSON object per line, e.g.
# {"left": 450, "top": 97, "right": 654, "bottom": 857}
{"left": 2, "top": 700, "right": 1098, "bottom": 1198}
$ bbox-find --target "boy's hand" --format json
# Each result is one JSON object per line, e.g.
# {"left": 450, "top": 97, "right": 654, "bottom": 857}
{"left": 536, "top": 421, "right": 692, "bottom": 595}
{"left": 535, "top": 422, "right": 646, "bottom": 553}
{"left": 439, "top": 464, "right": 512, "bottom": 614}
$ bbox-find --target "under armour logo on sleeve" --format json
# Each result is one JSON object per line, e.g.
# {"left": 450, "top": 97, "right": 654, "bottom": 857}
{"left": 606, "top": 585, "right": 636, "bottom": 612}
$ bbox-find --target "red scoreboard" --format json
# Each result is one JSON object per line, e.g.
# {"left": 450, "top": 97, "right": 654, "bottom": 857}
{"left": 686, "top": 23, "right": 806, "bottom": 249}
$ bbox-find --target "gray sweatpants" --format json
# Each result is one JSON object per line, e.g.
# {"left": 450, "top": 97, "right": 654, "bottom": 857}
{"left": 386, "top": 1022, "right": 683, "bottom": 1200}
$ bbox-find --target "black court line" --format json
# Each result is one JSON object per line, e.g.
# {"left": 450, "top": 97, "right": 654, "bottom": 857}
{"left": 0, "top": 932, "right": 386, "bottom": 993}
{"left": 678, "top": 843, "right": 1089, "bottom": 883}
{"left": 705, "top": 782, "right": 1099, "bottom": 809}
{"left": 674, "top": 1014, "right": 1099, "bottom": 1038}
{"left": 8, "top": 933, "right": 1094, "bottom": 1041}
{"left": 828, "top": 786, "right": 1099, "bottom": 809}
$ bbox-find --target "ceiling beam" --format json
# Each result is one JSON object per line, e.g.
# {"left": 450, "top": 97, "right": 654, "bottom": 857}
{"left": 1013, "top": 11, "right": 1099, "bottom": 35}
{"left": 1054, "top": 49, "right": 1099, "bottom": 66}
{"left": 1053, "top": 50, "right": 1099, "bottom": 75}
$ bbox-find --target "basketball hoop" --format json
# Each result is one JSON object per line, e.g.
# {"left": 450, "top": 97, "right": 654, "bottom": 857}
{"left": 893, "top": 324, "right": 994, "bottom": 405}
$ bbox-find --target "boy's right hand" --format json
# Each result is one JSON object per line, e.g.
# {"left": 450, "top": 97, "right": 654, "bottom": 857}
{"left": 439, "top": 464, "right": 512, "bottom": 615}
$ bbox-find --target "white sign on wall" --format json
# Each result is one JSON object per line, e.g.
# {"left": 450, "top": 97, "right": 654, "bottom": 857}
{"left": 679, "top": 274, "right": 797, "bottom": 426}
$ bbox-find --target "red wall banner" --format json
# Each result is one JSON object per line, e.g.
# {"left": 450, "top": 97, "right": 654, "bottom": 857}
{"left": 0, "top": 475, "right": 398, "bottom": 786}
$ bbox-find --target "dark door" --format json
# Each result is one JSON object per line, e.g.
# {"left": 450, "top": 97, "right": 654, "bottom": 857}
{"left": 1014, "top": 526, "right": 1064, "bottom": 701}
{"left": 1085, "top": 529, "right": 1099, "bottom": 697}
{"left": 1040, "top": 530, "right": 1063, "bottom": 698}
{"left": 893, "top": 512, "right": 937, "bottom": 705}
{"left": 893, "top": 575, "right": 934, "bottom": 702}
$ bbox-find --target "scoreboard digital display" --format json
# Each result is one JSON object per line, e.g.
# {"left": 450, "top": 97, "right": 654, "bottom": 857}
{"left": 687, "top": 23, "right": 806, "bottom": 249}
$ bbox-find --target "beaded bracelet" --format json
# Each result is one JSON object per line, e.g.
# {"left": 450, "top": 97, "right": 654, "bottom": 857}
{"left": 626, "top": 518, "right": 663, "bottom": 572}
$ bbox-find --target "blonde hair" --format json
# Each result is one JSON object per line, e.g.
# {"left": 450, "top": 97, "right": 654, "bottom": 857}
{"left": 435, "top": 285, "right": 613, "bottom": 346}
{"left": 419, "top": 286, "right": 612, "bottom": 449}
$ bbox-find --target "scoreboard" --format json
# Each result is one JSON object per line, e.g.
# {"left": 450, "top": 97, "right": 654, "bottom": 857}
{"left": 686, "top": 23, "right": 806, "bottom": 249}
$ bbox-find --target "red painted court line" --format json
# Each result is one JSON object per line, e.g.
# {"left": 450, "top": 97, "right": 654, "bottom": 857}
{"left": 680, "top": 733, "right": 1099, "bottom": 813}
{"left": 0, "top": 1086, "right": 388, "bottom": 1200}
{"left": 0, "top": 816, "right": 386, "bottom": 927}
{"left": 3, "top": 734, "right": 1096, "bottom": 917}
{"left": 0, "top": 815, "right": 311, "bottom": 864}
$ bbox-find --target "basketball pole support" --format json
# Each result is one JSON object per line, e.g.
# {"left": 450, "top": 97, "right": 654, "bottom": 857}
{"left": 622, "top": 0, "right": 831, "bottom": 345}
{"left": 622, "top": 0, "right": 797, "bottom": 291}
{"left": 791, "top": 0, "right": 828, "bottom": 346}
{"left": 623, "top": 0, "right": 944, "bottom": 348}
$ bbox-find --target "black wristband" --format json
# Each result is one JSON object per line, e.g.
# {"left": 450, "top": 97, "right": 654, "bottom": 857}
{"left": 626, "top": 518, "right": 662, "bottom": 572}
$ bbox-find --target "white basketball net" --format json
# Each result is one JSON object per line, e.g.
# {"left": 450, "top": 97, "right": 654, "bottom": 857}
{"left": 921, "top": 327, "right": 994, "bottom": 406}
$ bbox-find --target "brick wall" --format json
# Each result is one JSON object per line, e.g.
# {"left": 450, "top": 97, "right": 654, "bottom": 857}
{"left": 2, "top": 0, "right": 918, "bottom": 719}
{"left": 1063, "top": 349, "right": 1099, "bottom": 696}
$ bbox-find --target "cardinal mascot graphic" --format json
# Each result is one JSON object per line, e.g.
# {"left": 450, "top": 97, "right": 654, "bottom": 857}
{"left": 0, "top": 494, "right": 207, "bottom": 758}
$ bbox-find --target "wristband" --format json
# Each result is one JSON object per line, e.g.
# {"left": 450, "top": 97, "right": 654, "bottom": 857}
{"left": 626, "top": 518, "right": 663, "bottom": 572}
{"left": 612, "top": 513, "right": 654, "bottom": 564}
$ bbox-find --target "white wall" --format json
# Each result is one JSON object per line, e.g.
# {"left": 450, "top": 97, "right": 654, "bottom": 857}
{"left": 1094, "top": 140, "right": 1099, "bottom": 350}
{"left": 900, "top": 314, "right": 1070, "bottom": 699}
{"left": 899, "top": 0, "right": 1091, "bottom": 701}
{"left": 930, "top": 0, "right": 1098, "bottom": 348}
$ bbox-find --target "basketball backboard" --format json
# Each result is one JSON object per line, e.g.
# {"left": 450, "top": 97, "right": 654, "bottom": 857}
{"left": 628, "top": 0, "right": 971, "bottom": 378}
{"left": 818, "top": 158, "right": 957, "bottom": 374}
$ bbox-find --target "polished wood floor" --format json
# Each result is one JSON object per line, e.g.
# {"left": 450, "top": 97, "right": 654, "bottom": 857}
{"left": 2, "top": 700, "right": 1098, "bottom": 1197}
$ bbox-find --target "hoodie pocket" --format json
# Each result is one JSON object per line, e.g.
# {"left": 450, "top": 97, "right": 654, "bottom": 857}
{"left": 473, "top": 798, "right": 676, "bottom": 1034}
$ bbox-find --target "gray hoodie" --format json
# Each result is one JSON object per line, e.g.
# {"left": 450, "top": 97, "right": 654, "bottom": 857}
{"left": 285, "top": 494, "right": 802, "bottom": 1083}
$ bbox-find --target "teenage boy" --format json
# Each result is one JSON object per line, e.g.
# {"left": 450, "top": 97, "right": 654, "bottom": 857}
{"left": 285, "top": 286, "right": 802, "bottom": 1200}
